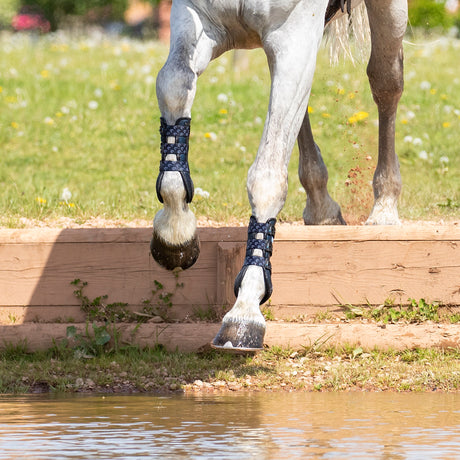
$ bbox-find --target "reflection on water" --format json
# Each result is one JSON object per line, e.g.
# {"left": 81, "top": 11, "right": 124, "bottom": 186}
{"left": 0, "top": 392, "right": 459, "bottom": 459}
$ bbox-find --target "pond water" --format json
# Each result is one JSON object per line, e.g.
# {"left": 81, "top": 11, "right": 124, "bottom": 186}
{"left": 0, "top": 392, "right": 459, "bottom": 459}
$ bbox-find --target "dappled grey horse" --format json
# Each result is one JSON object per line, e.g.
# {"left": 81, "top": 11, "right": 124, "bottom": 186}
{"left": 151, "top": 0, "right": 408, "bottom": 351}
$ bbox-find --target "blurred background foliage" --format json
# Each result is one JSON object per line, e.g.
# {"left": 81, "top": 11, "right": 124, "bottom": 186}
{"left": 0, "top": 0, "right": 459, "bottom": 35}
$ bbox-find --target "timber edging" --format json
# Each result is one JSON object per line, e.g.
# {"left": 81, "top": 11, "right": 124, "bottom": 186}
{"left": 0, "top": 322, "right": 459, "bottom": 352}
{"left": 0, "top": 224, "right": 459, "bottom": 350}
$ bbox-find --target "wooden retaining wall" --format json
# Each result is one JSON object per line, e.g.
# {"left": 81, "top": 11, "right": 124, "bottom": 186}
{"left": 0, "top": 224, "right": 459, "bottom": 350}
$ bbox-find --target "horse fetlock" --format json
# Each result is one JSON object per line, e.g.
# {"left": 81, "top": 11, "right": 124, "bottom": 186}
{"left": 366, "top": 197, "right": 401, "bottom": 226}
{"left": 212, "top": 309, "right": 266, "bottom": 351}
{"left": 303, "top": 196, "right": 346, "bottom": 225}
{"left": 150, "top": 229, "right": 200, "bottom": 270}
{"left": 151, "top": 208, "right": 200, "bottom": 270}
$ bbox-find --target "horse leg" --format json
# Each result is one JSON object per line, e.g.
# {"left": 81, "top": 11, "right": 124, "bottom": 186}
{"left": 151, "top": 3, "right": 216, "bottom": 270}
{"left": 212, "top": 2, "right": 327, "bottom": 350}
{"left": 365, "top": 0, "right": 407, "bottom": 225}
{"left": 298, "top": 113, "right": 346, "bottom": 225}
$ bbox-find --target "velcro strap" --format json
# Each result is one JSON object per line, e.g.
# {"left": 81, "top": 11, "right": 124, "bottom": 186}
{"left": 161, "top": 142, "right": 188, "bottom": 157}
{"left": 244, "top": 255, "right": 272, "bottom": 270}
{"left": 160, "top": 160, "right": 190, "bottom": 173}
{"left": 246, "top": 238, "right": 272, "bottom": 253}
{"left": 160, "top": 118, "right": 190, "bottom": 139}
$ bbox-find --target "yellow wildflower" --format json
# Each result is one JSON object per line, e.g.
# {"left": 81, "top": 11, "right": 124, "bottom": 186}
{"left": 442, "top": 122, "right": 451, "bottom": 128}
{"left": 40, "top": 70, "right": 49, "bottom": 78}
{"left": 308, "top": 106, "right": 314, "bottom": 114}
{"left": 430, "top": 88, "right": 437, "bottom": 95}
{"left": 36, "top": 197, "right": 46, "bottom": 205}
{"left": 337, "top": 88, "right": 345, "bottom": 95}
{"left": 348, "top": 111, "right": 369, "bottom": 124}
{"left": 322, "top": 113, "right": 331, "bottom": 118}
{"left": 110, "top": 80, "right": 121, "bottom": 90}
{"left": 218, "top": 108, "right": 228, "bottom": 115}
{"left": 348, "top": 92, "right": 355, "bottom": 99}
{"left": 11, "top": 122, "right": 19, "bottom": 129}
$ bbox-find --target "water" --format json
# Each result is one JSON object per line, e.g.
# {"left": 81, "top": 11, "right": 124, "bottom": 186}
{"left": 0, "top": 392, "right": 459, "bottom": 459}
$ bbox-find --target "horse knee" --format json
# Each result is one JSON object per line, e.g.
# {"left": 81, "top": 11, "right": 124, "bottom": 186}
{"left": 156, "top": 62, "right": 196, "bottom": 121}
{"left": 367, "top": 51, "right": 404, "bottom": 112}
{"left": 247, "top": 168, "right": 288, "bottom": 221}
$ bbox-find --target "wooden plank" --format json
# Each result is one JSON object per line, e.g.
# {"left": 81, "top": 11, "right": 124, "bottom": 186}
{"left": 1, "top": 322, "right": 459, "bottom": 352}
{"left": 0, "top": 240, "right": 218, "bottom": 309}
{"left": 216, "top": 242, "right": 245, "bottom": 306}
{"left": 1, "top": 224, "right": 458, "bottom": 244}
{"left": 0, "top": 225, "right": 458, "bottom": 325}
{"left": 270, "top": 240, "right": 460, "bottom": 306}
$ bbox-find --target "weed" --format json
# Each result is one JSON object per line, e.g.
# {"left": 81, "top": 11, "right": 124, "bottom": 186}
{"left": 313, "top": 309, "right": 335, "bottom": 323}
{"left": 137, "top": 274, "right": 183, "bottom": 322}
{"left": 299, "top": 332, "right": 334, "bottom": 357}
{"left": 344, "top": 298, "right": 441, "bottom": 324}
{"left": 71, "top": 279, "right": 131, "bottom": 322}
{"left": 191, "top": 305, "right": 224, "bottom": 322}
{"left": 7, "top": 313, "right": 17, "bottom": 324}
{"left": 261, "top": 305, "right": 275, "bottom": 321}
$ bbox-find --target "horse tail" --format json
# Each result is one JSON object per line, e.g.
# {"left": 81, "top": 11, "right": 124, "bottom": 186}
{"left": 325, "top": 1, "right": 370, "bottom": 65}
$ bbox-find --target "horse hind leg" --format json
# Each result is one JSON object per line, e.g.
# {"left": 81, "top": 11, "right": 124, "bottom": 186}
{"left": 365, "top": 0, "right": 407, "bottom": 225}
{"left": 298, "top": 112, "right": 346, "bottom": 225}
{"left": 151, "top": 4, "right": 215, "bottom": 270}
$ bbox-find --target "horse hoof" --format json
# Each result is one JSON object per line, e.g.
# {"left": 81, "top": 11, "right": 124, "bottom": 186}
{"left": 211, "top": 318, "right": 265, "bottom": 352}
{"left": 150, "top": 231, "right": 200, "bottom": 271}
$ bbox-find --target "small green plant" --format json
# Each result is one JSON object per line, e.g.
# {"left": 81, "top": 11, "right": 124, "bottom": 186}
{"left": 299, "top": 333, "right": 334, "bottom": 357}
{"left": 8, "top": 313, "right": 17, "bottom": 324}
{"left": 344, "top": 298, "right": 441, "bottom": 324}
{"left": 261, "top": 305, "right": 275, "bottom": 321}
{"left": 137, "top": 274, "right": 183, "bottom": 322}
{"left": 436, "top": 198, "right": 459, "bottom": 209}
{"left": 191, "top": 305, "right": 224, "bottom": 322}
{"left": 61, "top": 323, "right": 114, "bottom": 358}
{"left": 313, "top": 309, "right": 335, "bottom": 323}
{"left": 71, "top": 279, "right": 131, "bottom": 322}
{"left": 448, "top": 313, "right": 460, "bottom": 324}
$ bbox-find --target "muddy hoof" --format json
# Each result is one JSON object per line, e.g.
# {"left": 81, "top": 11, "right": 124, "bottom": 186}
{"left": 211, "top": 319, "right": 265, "bottom": 352}
{"left": 150, "top": 231, "right": 200, "bottom": 271}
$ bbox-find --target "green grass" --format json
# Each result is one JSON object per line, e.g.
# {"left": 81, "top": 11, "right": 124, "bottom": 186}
{"left": 1, "top": 343, "right": 459, "bottom": 393}
{"left": 1, "top": 31, "right": 459, "bottom": 226}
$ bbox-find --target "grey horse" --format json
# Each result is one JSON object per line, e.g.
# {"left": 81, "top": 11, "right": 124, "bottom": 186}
{"left": 151, "top": 0, "right": 408, "bottom": 351}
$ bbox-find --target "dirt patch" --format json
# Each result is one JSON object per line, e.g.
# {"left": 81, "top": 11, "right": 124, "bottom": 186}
{"left": 3, "top": 216, "right": 458, "bottom": 229}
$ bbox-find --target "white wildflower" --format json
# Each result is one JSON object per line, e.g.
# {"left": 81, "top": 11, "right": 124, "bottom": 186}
{"left": 412, "top": 138, "right": 423, "bottom": 146}
{"left": 88, "top": 100, "right": 99, "bottom": 110}
{"left": 217, "top": 93, "right": 228, "bottom": 103}
{"left": 440, "top": 156, "right": 449, "bottom": 164}
{"left": 195, "top": 187, "right": 210, "bottom": 199}
{"left": 420, "top": 81, "right": 431, "bottom": 90}
{"left": 254, "top": 116, "right": 263, "bottom": 125}
{"left": 418, "top": 150, "right": 428, "bottom": 160}
{"left": 94, "top": 88, "right": 103, "bottom": 98}
{"left": 404, "top": 135, "right": 413, "bottom": 143}
{"left": 60, "top": 187, "right": 72, "bottom": 202}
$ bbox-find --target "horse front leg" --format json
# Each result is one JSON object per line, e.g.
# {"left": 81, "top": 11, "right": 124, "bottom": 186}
{"left": 365, "top": 0, "right": 407, "bottom": 225}
{"left": 212, "top": 3, "right": 327, "bottom": 351}
{"left": 151, "top": 3, "right": 214, "bottom": 270}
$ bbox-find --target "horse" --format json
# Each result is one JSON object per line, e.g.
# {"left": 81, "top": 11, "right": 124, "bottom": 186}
{"left": 151, "top": 0, "right": 408, "bottom": 352}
